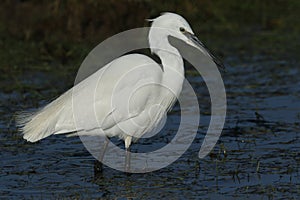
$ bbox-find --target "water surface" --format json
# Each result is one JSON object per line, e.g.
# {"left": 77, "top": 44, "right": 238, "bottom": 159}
{"left": 0, "top": 56, "right": 299, "bottom": 199}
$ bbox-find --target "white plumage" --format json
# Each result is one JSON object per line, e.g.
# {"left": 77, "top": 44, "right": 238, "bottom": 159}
{"left": 17, "top": 12, "right": 218, "bottom": 155}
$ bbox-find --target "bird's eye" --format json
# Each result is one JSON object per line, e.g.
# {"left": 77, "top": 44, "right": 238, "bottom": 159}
{"left": 179, "top": 27, "right": 185, "bottom": 32}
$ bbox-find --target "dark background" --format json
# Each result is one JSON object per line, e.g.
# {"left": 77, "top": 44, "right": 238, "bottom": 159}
{"left": 0, "top": 0, "right": 299, "bottom": 72}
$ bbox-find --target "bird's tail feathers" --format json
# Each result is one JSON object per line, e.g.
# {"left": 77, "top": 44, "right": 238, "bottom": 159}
{"left": 16, "top": 92, "right": 71, "bottom": 142}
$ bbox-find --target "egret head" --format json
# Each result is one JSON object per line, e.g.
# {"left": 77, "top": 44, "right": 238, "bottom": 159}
{"left": 148, "top": 12, "right": 224, "bottom": 70}
{"left": 148, "top": 12, "right": 193, "bottom": 50}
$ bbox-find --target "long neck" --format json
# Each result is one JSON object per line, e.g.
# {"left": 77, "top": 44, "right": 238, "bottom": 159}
{"left": 155, "top": 48, "right": 184, "bottom": 97}
{"left": 148, "top": 28, "right": 185, "bottom": 107}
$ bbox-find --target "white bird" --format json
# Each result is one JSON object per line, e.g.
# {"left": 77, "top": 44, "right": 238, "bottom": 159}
{"left": 17, "top": 12, "right": 223, "bottom": 171}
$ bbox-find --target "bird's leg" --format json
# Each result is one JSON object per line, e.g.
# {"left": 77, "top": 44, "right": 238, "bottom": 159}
{"left": 125, "top": 147, "right": 131, "bottom": 173}
{"left": 99, "top": 137, "right": 109, "bottom": 161}
{"left": 125, "top": 136, "right": 132, "bottom": 173}
{"left": 94, "top": 137, "right": 109, "bottom": 175}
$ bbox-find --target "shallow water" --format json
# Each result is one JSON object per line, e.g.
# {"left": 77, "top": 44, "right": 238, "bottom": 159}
{"left": 0, "top": 55, "right": 299, "bottom": 199}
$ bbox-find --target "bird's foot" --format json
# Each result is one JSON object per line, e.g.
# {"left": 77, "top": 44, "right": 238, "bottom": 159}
{"left": 94, "top": 160, "right": 103, "bottom": 176}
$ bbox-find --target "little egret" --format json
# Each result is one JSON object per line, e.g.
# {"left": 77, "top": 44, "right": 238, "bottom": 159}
{"left": 17, "top": 12, "right": 223, "bottom": 172}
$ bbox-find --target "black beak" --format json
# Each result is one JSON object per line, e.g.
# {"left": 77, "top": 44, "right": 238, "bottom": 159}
{"left": 184, "top": 32, "right": 225, "bottom": 71}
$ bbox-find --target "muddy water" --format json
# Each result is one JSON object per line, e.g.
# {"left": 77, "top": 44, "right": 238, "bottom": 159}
{"left": 0, "top": 56, "right": 299, "bottom": 199}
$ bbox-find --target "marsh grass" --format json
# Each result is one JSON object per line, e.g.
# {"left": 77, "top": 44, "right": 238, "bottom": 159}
{"left": 0, "top": 0, "right": 299, "bottom": 73}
